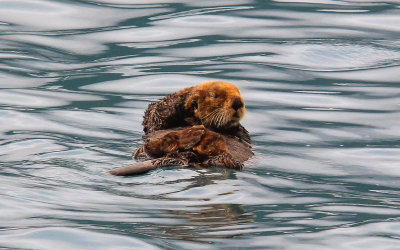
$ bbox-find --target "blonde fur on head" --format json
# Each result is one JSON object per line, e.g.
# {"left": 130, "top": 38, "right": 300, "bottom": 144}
{"left": 184, "top": 81, "right": 245, "bottom": 129}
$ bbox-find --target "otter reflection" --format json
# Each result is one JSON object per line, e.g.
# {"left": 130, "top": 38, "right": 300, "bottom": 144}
{"left": 111, "top": 169, "right": 255, "bottom": 242}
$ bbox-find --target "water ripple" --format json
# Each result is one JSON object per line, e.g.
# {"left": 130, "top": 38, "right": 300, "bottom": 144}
{"left": 1, "top": 0, "right": 400, "bottom": 249}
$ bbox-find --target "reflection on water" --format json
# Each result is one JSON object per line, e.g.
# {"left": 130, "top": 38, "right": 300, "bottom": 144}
{"left": 1, "top": 0, "right": 400, "bottom": 249}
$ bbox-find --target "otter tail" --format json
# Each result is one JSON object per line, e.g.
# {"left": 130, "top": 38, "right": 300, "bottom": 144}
{"left": 106, "top": 157, "right": 188, "bottom": 176}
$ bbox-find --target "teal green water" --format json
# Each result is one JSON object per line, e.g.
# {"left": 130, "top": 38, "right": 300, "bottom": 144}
{"left": 1, "top": 0, "right": 400, "bottom": 249}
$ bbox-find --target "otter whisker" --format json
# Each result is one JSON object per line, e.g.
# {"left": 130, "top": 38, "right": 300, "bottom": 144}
{"left": 216, "top": 111, "right": 225, "bottom": 128}
{"left": 213, "top": 111, "right": 220, "bottom": 127}
{"left": 221, "top": 111, "right": 228, "bottom": 127}
{"left": 208, "top": 111, "right": 217, "bottom": 127}
{"left": 212, "top": 112, "right": 221, "bottom": 127}
{"left": 201, "top": 109, "right": 219, "bottom": 121}
{"left": 220, "top": 113, "right": 225, "bottom": 128}
{"left": 214, "top": 112, "right": 221, "bottom": 128}
{"left": 223, "top": 110, "right": 230, "bottom": 126}
{"left": 201, "top": 109, "right": 219, "bottom": 123}
{"left": 217, "top": 113, "right": 223, "bottom": 128}
{"left": 220, "top": 110, "right": 230, "bottom": 128}
{"left": 202, "top": 108, "right": 222, "bottom": 127}
{"left": 200, "top": 108, "right": 232, "bottom": 128}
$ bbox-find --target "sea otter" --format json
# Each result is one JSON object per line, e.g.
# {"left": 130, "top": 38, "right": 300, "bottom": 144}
{"left": 142, "top": 80, "right": 251, "bottom": 144}
{"left": 107, "top": 81, "right": 253, "bottom": 176}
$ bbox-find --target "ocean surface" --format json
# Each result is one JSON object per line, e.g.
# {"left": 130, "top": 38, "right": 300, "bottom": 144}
{"left": 1, "top": 0, "right": 400, "bottom": 249}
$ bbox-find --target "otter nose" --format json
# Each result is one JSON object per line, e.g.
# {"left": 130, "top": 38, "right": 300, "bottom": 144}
{"left": 232, "top": 97, "right": 243, "bottom": 111}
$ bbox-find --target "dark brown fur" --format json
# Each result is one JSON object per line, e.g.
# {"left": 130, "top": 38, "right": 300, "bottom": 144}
{"left": 143, "top": 87, "right": 193, "bottom": 134}
{"left": 108, "top": 125, "right": 253, "bottom": 176}
{"left": 192, "top": 129, "right": 227, "bottom": 156}
{"left": 143, "top": 125, "right": 206, "bottom": 157}
{"left": 134, "top": 126, "right": 242, "bottom": 170}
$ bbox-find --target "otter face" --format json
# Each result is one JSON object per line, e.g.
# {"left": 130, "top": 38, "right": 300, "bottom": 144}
{"left": 185, "top": 81, "right": 245, "bottom": 129}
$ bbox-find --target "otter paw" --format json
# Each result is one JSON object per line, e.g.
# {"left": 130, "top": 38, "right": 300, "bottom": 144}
{"left": 151, "top": 157, "right": 189, "bottom": 167}
{"left": 202, "top": 152, "right": 243, "bottom": 170}
{"left": 133, "top": 146, "right": 149, "bottom": 160}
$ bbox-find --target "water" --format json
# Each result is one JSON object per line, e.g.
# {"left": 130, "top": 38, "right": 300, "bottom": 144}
{"left": 1, "top": 0, "right": 400, "bottom": 249}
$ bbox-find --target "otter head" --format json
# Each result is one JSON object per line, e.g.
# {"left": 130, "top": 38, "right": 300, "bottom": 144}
{"left": 185, "top": 81, "right": 245, "bottom": 129}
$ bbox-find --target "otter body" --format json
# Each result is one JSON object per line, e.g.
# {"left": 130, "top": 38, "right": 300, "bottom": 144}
{"left": 107, "top": 81, "right": 252, "bottom": 176}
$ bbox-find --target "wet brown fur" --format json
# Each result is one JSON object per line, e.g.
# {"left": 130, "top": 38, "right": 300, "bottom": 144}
{"left": 144, "top": 125, "right": 206, "bottom": 157}
{"left": 192, "top": 129, "right": 227, "bottom": 156}
{"left": 140, "top": 125, "right": 227, "bottom": 158}
{"left": 134, "top": 125, "right": 241, "bottom": 169}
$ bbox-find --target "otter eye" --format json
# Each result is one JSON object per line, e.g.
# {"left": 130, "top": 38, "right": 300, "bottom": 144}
{"left": 191, "top": 100, "right": 198, "bottom": 109}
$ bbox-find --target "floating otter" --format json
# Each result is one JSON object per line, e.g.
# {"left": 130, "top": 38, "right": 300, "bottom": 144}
{"left": 143, "top": 80, "right": 251, "bottom": 144}
{"left": 108, "top": 81, "right": 253, "bottom": 176}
